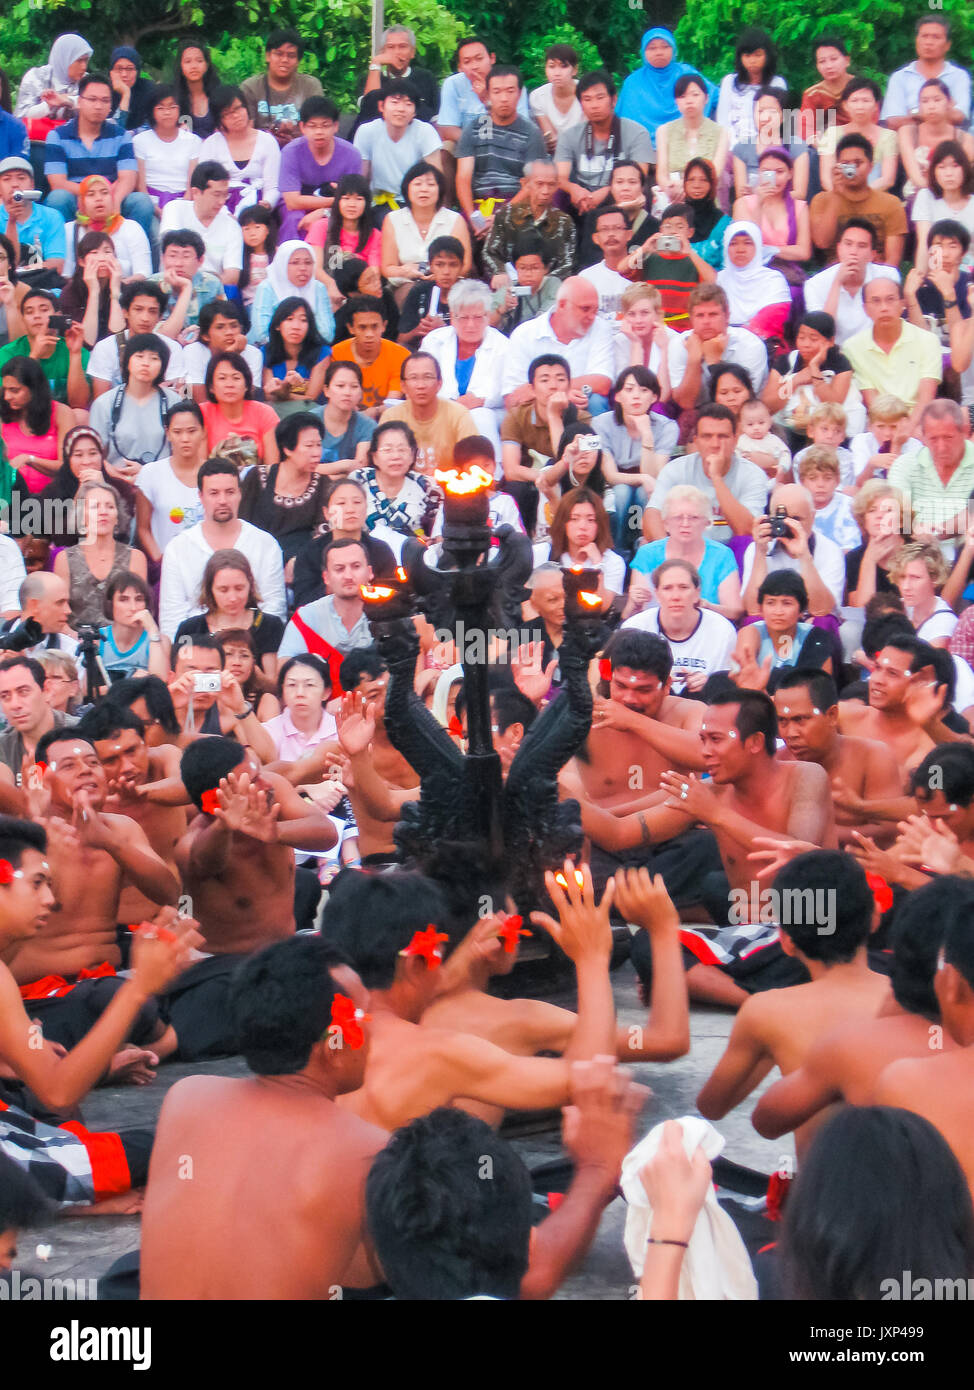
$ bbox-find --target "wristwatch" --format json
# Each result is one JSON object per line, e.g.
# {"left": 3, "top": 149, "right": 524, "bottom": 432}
{"left": 148, "top": 633, "right": 161, "bottom": 643}
{"left": 369, "top": 62, "right": 382, "bottom": 71}
{"left": 234, "top": 702, "right": 254, "bottom": 720}
{"left": 943, "top": 298, "right": 959, "bottom": 309}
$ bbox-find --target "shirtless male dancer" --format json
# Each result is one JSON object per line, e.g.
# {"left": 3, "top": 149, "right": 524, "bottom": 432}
{"left": 873, "top": 900, "right": 974, "bottom": 1198}
{"left": 322, "top": 867, "right": 617, "bottom": 1132}
{"left": 752, "top": 875, "right": 964, "bottom": 1141}
{"left": 6, "top": 731, "right": 180, "bottom": 1070}
{"left": 772, "top": 669, "right": 903, "bottom": 846}
{"left": 578, "top": 689, "right": 834, "bottom": 1004}
{"left": 837, "top": 634, "right": 959, "bottom": 778}
{"left": 696, "top": 851, "right": 889, "bottom": 1159}
{"left": 167, "top": 736, "right": 338, "bottom": 1059}
{"left": 0, "top": 814, "right": 199, "bottom": 1209}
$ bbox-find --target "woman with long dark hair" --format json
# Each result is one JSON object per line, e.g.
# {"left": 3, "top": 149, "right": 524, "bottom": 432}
{"left": 307, "top": 173, "right": 381, "bottom": 275}
{"left": 716, "top": 28, "right": 786, "bottom": 147}
{"left": 173, "top": 38, "right": 221, "bottom": 139}
{"left": 57, "top": 230, "right": 124, "bottom": 348}
{"left": 0, "top": 355, "right": 74, "bottom": 494}
{"left": 260, "top": 295, "right": 330, "bottom": 414}
{"left": 174, "top": 548, "right": 284, "bottom": 679}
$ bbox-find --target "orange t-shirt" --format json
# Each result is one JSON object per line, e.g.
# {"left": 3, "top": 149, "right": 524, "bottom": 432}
{"left": 331, "top": 339, "right": 410, "bottom": 411}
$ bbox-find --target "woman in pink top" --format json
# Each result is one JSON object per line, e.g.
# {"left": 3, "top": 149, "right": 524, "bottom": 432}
{"left": 0, "top": 356, "right": 74, "bottom": 493}
{"left": 307, "top": 174, "right": 382, "bottom": 276}
{"left": 200, "top": 350, "right": 280, "bottom": 469}
{"left": 261, "top": 653, "right": 338, "bottom": 760}
{"left": 732, "top": 147, "right": 811, "bottom": 281}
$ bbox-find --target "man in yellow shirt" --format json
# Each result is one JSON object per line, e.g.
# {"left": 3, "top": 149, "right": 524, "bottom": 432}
{"left": 844, "top": 277, "right": 942, "bottom": 435}
{"left": 380, "top": 350, "right": 477, "bottom": 472}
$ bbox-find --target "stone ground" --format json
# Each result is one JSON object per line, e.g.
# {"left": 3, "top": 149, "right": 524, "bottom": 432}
{"left": 14, "top": 961, "right": 789, "bottom": 1301}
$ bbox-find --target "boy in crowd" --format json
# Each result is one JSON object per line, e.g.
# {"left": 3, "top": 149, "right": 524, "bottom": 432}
{"left": 798, "top": 447, "right": 861, "bottom": 551}
{"left": 331, "top": 296, "right": 409, "bottom": 415}
{"left": 397, "top": 235, "right": 464, "bottom": 347}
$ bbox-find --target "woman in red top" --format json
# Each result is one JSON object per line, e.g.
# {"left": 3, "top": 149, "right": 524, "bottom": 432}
{"left": 200, "top": 351, "right": 280, "bottom": 470}
{"left": 0, "top": 356, "right": 74, "bottom": 493}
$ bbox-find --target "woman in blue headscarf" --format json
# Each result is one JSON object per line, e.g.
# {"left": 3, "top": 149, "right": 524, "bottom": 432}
{"left": 616, "top": 28, "right": 716, "bottom": 154}
{"left": 109, "top": 47, "right": 154, "bottom": 132}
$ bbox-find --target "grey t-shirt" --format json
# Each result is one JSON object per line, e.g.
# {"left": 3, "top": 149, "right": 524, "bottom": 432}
{"left": 594, "top": 411, "right": 679, "bottom": 471}
{"left": 555, "top": 119, "right": 653, "bottom": 191}
{"left": 88, "top": 385, "right": 182, "bottom": 466}
{"left": 651, "top": 452, "right": 770, "bottom": 541}
{"left": 456, "top": 114, "right": 546, "bottom": 198}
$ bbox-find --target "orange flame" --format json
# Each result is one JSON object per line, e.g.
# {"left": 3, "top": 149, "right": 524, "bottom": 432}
{"left": 361, "top": 584, "right": 396, "bottom": 601}
{"left": 555, "top": 869, "right": 586, "bottom": 889}
{"left": 577, "top": 590, "right": 602, "bottom": 609}
{"left": 396, "top": 566, "right": 408, "bottom": 582}
{"left": 434, "top": 464, "right": 493, "bottom": 496}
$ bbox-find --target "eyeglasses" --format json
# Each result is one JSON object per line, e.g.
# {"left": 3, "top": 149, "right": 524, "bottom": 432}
{"left": 113, "top": 63, "right": 137, "bottom": 75}
{"left": 81, "top": 94, "right": 112, "bottom": 104}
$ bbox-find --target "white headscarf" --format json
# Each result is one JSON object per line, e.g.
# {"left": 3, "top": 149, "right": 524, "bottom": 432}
{"left": 716, "top": 221, "right": 790, "bottom": 326}
{"left": 266, "top": 240, "right": 318, "bottom": 312}
{"left": 49, "top": 33, "right": 94, "bottom": 88}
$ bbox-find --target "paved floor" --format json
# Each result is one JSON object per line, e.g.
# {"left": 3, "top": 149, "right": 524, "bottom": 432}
{"left": 13, "top": 961, "right": 789, "bottom": 1301}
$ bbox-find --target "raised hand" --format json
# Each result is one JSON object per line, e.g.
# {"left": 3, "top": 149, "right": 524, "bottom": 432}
{"left": 129, "top": 907, "right": 204, "bottom": 997}
{"left": 612, "top": 867, "right": 679, "bottom": 934}
{"left": 511, "top": 642, "right": 556, "bottom": 706}
{"left": 73, "top": 791, "right": 119, "bottom": 852}
{"left": 530, "top": 859, "right": 613, "bottom": 963}
{"left": 21, "top": 755, "right": 51, "bottom": 820}
{"left": 563, "top": 1056, "right": 649, "bottom": 1182}
{"left": 896, "top": 814, "right": 962, "bottom": 875}
{"left": 904, "top": 675, "right": 948, "bottom": 729}
{"left": 336, "top": 690, "right": 377, "bottom": 756}
{"left": 214, "top": 772, "right": 281, "bottom": 843}
{"left": 660, "top": 770, "right": 717, "bottom": 822}
{"left": 746, "top": 835, "right": 818, "bottom": 883}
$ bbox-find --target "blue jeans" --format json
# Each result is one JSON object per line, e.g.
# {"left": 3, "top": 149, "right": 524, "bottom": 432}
{"left": 610, "top": 482, "right": 648, "bottom": 550}
{"left": 587, "top": 392, "right": 610, "bottom": 417}
{"left": 45, "top": 189, "right": 159, "bottom": 270}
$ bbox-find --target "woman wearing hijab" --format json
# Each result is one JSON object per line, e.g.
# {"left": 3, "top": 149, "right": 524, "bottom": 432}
{"left": 682, "top": 158, "right": 731, "bottom": 267}
{"left": 616, "top": 28, "right": 715, "bottom": 156}
{"left": 248, "top": 241, "right": 335, "bottom": 347}
{"left": 108, "top": 47, "right": 154, "bottom": 132}
{"left": 716, "top": 221, "right": 791, "bottom": 340}
{"left": 61, "top": 174, "right": 152, "bottom": 280}
{"left": 732, "top": 147, "right": 811, "bottom": 288}
{"left": 15, "top": 33, "right": 92, "bottom": 122}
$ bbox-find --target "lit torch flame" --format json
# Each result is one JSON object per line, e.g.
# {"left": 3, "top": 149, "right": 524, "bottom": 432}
{"left": 434, "top": 464, "right": 493, "bottom": 496}
{"left": 577, "top": 590, "right": 602, "bottom": 609}
{"left": 396, "top": 566, "right": 407, "bottom": 582}
{"left": 360, "top": 584, "right": 396, "bottom": 601}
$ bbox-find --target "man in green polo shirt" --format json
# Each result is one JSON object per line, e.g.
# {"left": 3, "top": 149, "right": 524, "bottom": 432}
{"left": 844, "top": 277, "right": 941, "bottom": 436}
{"left": 888, "top": 399, "right": 974, "bottom": 543}
{"left": 0, "top": 287, "right": 90, "bottom": 409}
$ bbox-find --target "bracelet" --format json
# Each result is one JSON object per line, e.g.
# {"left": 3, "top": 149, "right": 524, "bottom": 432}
{"left": 647, "top": 1237, "right": 689, "bottom": 1248}
{"left": 234, "top": 702, "right": 254, "bottom": 720}
{"left": 148, "top": 633, "right": 161, "bottom": 643}
{"left": 369, "top": 62, "right": 382, "bottom": 71}
{"left": 943, "top": 299, "right": 958, "bottom": 309}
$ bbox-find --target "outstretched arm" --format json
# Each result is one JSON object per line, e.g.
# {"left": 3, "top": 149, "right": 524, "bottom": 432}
{"left": 613, "top": 870, "right": 690, "bottom": 1062}
{"left": 696, "top": 999, "right": 775, "bottom": 1119}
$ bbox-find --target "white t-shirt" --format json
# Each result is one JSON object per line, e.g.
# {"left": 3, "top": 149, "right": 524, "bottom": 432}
{"left": 528, "top": 84, "right": 582, "bottom": 134}
{"left": 667, "top": 325, "right": 768, "bottom": 399}
{"left": 913, "top": 597, "right": 958, "bottom": 645}
{"left": 63, "top": 219, "right": 151, "bottom": 279}
{"left": 352, "top": 119, "right": 441, "bottom": 198}
{"left": 737, "top": 432, "right": 791, "bottom": 472}
{"left": 952, "top": 653, "right": 974, "bottom": 714}
{"left": 133, "top": 128, "right": 202, "bottom": 196}
{"left": 740, "top": 532, "right": 846, "bottom": 612}
{"left": 621, "top": 606, "right": 737, "bottom": 691}
{"left": 578, "top": 261, "right": 632, "bottom": 318}
{"left": 911, "top": 190, "right": 974, "bottom": 247}
{"left": 159, "top": 201, "right": 244, "bottom": 277}
{"left": 87, "top": 331, "right": 186, "bottom": 389}
{"left": 182, "top": 340, "right": 263, "bottom": 387}
{"left": 849, "top": 430, "right": 923, "bottom": 480}
{"left": 612, "top": 323, "right": 681, "bottom": 378}
{"left": 0, "top": 533, "right": 26, "bottom": 613}
{"left": 531, "top": 542, "right": 627, "bottom": 596}
{"left": 135, "top": 457, "right": 206, "bottom": 551}
{"left": 803, "top": 263, "right": 901, "bottom": 345}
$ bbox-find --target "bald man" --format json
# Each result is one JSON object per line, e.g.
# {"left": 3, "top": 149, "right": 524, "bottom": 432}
{"left": 501, "top": 276, "right": 616, "bottom": 413}
{"left": 0, "top": 573, "right": 80, "bottom": 661}
{"left": 740, "top": 482, "right": 846, "bottom": 618}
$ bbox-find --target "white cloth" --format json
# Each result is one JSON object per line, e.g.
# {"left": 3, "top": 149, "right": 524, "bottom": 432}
{"left": 620, "top": 1116, "right": 758, "bottom": 1299}
{"left": 159, "top": 201, "right": 243, "bottom": 278}
{"left": 423, "top": 325, "right": 506, "bottom": 408}
{"left": 667, "top": 324, "right": 768, "bottom": 399}
{"left": 62, "top": 219, "right": 151, "bottom": 280}
{"left": 87, "top": 331, "right": 186, "bottom": 390}
{"left": 613, "top": 323, "right": 681, "bottom": 377}
{"left": 265, "top": 239, "right": 318, "bottom": 313}
{"left": 385, "top": 206, "right": 459, "bottom": 266}
{"left": 803, "top": 263, "right": 901, "bottom": 345}
{"left": 50, "top": 35, "right": 92, "bottom": 86}
{"left": 913, "top": 597, "right": 958, "bottom": 645}
{"left": 952, "top": 654, "right": 974, "bottom": 714}
{"left": 133, "top": 128, "right": 202, "bottom": 197}
{"left": 159, "top": 520, "right": 286, "bottom": 638}
{"left": 501, "top": 309, "right": 616, "bottom": 396}
{"left": 197, "top": 128, "right": 281, "bottom": 207}
{"left": 532, "top": 541, "right": 626, "bottom": 595}
{"left": 0, "top": 533, "right": 26, "bottom": 613}
{"left": 528, "top": 84, "right": 582, "bottom": 134}
{"left": 716, "top": 221, "right": 790, "bottom": 325}
{"left": 849, "top": 430, "right": 922, "bottom": 480}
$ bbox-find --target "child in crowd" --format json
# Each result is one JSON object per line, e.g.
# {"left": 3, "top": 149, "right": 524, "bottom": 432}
{"left": 307, "top": 173, "right": 381, "bottom": 278}
{"left": 849, "top": 393, "right": 923, "bottom": 484}
{"left": 494, "top": 233, "right": 561, "bottom": 333}
{"left": 793, "top": 401, "right": 854, "bottom": 487}
{"left": 737, "top": 397, "right": 792, "bottom": 481}
{"left": 798, "top": 445, "right": 861, "bottom": 551}
{"left": 238, "top": 205, "right": 276, "bottom": 313}
{"left": 397, "top": 235, "right": 464, "bottom": 346}
{"left": 633, "top": 204, "right": 715, "bottom": 330}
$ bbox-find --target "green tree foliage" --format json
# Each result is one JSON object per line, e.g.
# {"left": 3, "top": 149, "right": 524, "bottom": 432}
{"left": 676, "top": 0, "right": 972, "bottom": 94}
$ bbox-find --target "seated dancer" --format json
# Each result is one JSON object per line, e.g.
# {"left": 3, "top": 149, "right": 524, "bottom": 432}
{"left": 422, "top": 867, "right": 690, "bottom": 1127}
{"left": 166, "top": 736, "right": 337, "bottom": 1060}
{"left": 365, "top": 1057, "right": 646, "bottom": 1301}
{"left": 141, "top": 933, "right": 386, "bottom": 1300}
{"left": 837, "top": 632, "right": 951, "bottom": 777}
{"left": 771, "top": 668, "right": 903, "bottom": 846}
{"left": 6, "top": 731, "right": 180, "bottom": 1070}
{"left": 322, "top": 868, "right": 616, "bottom": 1132}
{"left": 566, "top": 629, "right": 723, "bottom": 905}
{"left": 752, "top": 876, "right": 965, "bottom": 1142}
{"left": 873, "top": 896, "right": 974, "bottom": 1198}
{"left": 77, "top": 704, "right": 187, "bottom": 935}
{"left": 578, "top": 688, "right": 833, "bottom": 1005}
{"left": 0, "top": 815, "right": 199, "bottom": 1211}
{"left": 696, "top": 851, "right": 888, "bottom": 1159}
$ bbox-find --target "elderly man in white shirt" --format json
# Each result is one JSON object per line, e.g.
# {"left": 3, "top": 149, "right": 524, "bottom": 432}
{"left": 158, "top": 458, "right": 286, "bottom": 638}
{"left": 422, "top": 279, "right": 507, "bottom": 455}
{"left": 740, "top": 482, "right": 846, "bottom": 616}
{"left": 803, "top": 218, "right": 901, "bottom": 346}
{"left": 501, "top": 276, "right": 615, "bottom": 415}
{"left": 667, "top": 283, "right": 767, "bottom": 412}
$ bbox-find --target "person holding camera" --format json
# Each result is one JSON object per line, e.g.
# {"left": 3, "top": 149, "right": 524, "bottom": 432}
{"left": 52, "top": 479, "right": 146, "bottom": 628}
{"left": 740, "top": 481, "right": 846, "bottom": 617}
{"left": 166, "top": 634, "right": 276, "bottom": 761}
{"left": 0, "top": 157, "right": 66, "bottom": 285}
{"left": 0, "top": 571, "right": 79, "bottom": 660}
{"left": 0, "top": 286, "right": 89, "bottom": 410}
{"left": 809, "top": 134, "right": 908, "bottom": 265}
